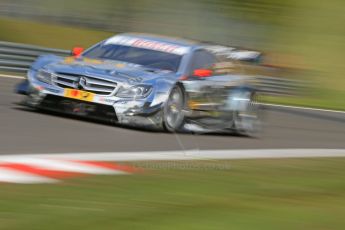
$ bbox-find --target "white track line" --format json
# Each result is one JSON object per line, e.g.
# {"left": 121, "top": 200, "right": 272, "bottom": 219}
{"left": 0, "top": 74, "right": 25, "bottom": 80}
{"left": 260, "top": 103, "right": 345, "bottom": 114}
{"left": 1, "top": 149, "right": 344, "bottom": 162}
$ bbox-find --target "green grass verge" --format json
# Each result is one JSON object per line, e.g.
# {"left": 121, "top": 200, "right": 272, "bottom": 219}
{"left": 1, "top": 158, "right": 345, "bottom": 230}
{"left": 261, "top": 88, "right": 345, "bottom": 111}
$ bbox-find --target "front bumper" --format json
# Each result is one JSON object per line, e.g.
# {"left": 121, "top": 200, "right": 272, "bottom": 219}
{"left": 24, "top": 80, "right": 164, "bottom": 129}
{"left": 36, "top": 94, "right": 118, "bottom": 121}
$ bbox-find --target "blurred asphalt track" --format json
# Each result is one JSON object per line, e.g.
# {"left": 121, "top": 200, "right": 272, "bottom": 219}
{"left": 0, "top": 76, "right": 344, "bottom": 155}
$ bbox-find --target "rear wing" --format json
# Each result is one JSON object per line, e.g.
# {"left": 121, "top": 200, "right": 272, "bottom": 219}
{"left": 204, "top": 45, "right": 262, "bottom": 64}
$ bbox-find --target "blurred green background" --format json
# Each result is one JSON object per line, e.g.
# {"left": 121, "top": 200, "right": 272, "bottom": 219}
{"left": 0, "top": 0, "right": 344, "bottom": 109}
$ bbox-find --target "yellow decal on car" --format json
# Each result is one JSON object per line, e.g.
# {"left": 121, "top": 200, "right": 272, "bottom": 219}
{"left": 64, "top": 89, "right": 94, "bottom": 102}
{"left": 64, "top": 57, "right": 76, "bottom": 64}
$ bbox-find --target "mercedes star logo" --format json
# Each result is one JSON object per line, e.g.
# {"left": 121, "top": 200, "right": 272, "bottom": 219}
{"left": 79, "top": 77, "right": 86, "bottom": 87}
{"left": 74, "top": 76, "right": 87, "bottom": 89}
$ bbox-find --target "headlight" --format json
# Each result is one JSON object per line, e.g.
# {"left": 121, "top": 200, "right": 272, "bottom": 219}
{"left": 36, "top": 69, "right": 54, "bottom": 84}
{"left": 116, "top": 85, "right": 152, "bottom": 99}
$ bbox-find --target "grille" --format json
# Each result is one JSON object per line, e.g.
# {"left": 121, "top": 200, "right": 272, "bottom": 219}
{"left": 53, "top": 73, "right": 117, "bottom": 96}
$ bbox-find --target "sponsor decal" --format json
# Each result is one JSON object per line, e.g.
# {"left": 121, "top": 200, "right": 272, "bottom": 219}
{"left": 82, "top": 58, "right": 103, "bottom": 65}
{"left": 64, "top": 57, "right": 104, "bottom": 66}
{"left": 63, "top": 56, "right": 76, "bottom": 64}
{"left": 64, "top": 89, "right": 94, "bottom": 102}
{"left": 115, "top": 63, "right": 126, "bottom": 68}
{"left": 188, "top": 100, "right": 200, "bottom": 110}
{"left": 105, "top": 36, "right": 190, "bottom": 55}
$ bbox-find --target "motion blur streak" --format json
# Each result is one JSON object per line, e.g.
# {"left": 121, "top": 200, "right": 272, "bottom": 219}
{"left": 1, "top": 0, "right": 344, "bottom": 109}
{"left": 0, "top": 1, "right": 344, "bottom": 229}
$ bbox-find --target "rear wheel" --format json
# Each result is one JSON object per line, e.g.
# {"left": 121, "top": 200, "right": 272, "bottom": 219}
{"left": 163, "top": 85, "right": 185, "bottom": 132}
{"left": 232, "top": 91, "right": 261, "bottom": 136}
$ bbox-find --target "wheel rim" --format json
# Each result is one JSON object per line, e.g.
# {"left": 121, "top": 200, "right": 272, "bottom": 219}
{"left": 165, "top": 87, "right": 184, "bottom": 130}
{"left": 234, "top": 92, "right": 260, "bottom": 134}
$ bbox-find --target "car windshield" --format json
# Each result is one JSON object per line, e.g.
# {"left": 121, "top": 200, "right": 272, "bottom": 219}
{"left": 83, "top": 43, "right": 182, "bottom": 72}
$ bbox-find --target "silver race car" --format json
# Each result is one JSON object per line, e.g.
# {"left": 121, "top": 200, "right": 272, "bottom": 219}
{"left": 16, "top": 33, "right": 261, "bottom": 135}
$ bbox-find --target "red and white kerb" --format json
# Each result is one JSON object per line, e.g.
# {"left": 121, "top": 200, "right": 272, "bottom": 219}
{"left": 0, "top": 158, "right": 137, "bottom": 184}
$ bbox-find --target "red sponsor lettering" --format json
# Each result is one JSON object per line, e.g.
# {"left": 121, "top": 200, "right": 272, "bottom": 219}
{"left": 132, "top": 39, "right": 178, "bottom": 53}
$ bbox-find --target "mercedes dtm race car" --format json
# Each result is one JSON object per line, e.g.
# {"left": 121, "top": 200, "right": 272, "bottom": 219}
{"left": 16, "top": 33, "right": 262, "bottom": 135}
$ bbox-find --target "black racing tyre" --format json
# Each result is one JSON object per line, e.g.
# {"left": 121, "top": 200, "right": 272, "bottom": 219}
{"left": 163, "top": 85, "right": 185, "bottom": 132}
{"left": 232, "top": 91, "right": 261, "bottom": 137}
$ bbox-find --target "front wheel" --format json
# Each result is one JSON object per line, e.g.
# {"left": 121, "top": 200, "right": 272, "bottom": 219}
{"left": 163, "top": 85, "right": 185, "bottom": 132}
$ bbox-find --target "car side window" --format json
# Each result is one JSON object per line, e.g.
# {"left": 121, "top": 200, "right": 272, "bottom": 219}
{"left": 189, "top": 50, "right": 217, "bottom": 73}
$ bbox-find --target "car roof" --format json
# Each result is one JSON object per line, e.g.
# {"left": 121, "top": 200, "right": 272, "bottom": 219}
{"left": 119, "top": 33, "right": 200, "bottom": 48}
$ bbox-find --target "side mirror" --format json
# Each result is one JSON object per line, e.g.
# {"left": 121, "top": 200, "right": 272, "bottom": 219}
{"left": 72, "top": 47, "right": 84, "bottom": 57}
{"left": 193, "top": 69, "right": 213, "bottom": 77}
